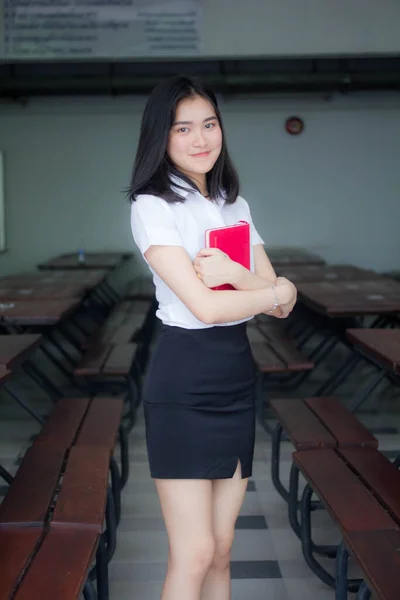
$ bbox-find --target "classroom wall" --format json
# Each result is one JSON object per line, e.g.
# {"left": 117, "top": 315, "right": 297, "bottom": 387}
{"left": 0, "top": 91, "right": 399, "bottom": 276}
{"left": 1, "top": 0, "right": 399, "bottom": 59}
{"left": 201, "top": 0, "right": 400, "bottom": 57}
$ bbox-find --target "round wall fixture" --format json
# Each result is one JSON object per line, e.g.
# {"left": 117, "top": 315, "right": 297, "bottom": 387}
{"left": 285, "top": 116, "right": 304, "bottom": 135}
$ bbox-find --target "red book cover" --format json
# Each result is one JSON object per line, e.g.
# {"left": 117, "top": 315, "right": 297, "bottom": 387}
{"left": 205, "top": 220, "right": 250, "bottom": 290}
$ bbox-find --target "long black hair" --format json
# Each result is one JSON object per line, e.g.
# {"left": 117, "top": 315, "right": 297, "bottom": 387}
{"left": 127, "top": 76, "right": 239, "bottom": 204}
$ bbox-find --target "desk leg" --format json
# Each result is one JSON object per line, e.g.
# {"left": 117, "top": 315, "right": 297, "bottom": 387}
{"left": 356, "top": 582, "right": 371, "bottom": 599}
{"left": 22, "top": 360, "right": 63, "bottom": 400}
{"left": 3, "top": 382, "right": 45, "bottom": 424}
{"left": 0, "top": 464, "right": 14, "bottom": 484}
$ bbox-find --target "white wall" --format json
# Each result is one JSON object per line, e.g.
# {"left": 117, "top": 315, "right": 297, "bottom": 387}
{"left": 0, "top": 91, "right": 399, "bottom": 276}
{"left": 203, "top": 0, "right": 400, "bottom": 57}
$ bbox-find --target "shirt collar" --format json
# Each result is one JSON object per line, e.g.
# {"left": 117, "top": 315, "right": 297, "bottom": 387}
{"left": 169, "top": 173, "right": 226, "bottom": 204}
{"left": 169, "top": 174, "right": 194, "bottom": 198}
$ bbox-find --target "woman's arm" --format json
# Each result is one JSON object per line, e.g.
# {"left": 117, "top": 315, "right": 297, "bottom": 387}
{"left": 193, "top": 245, "right": 297, "bottom": 318}
{"left": 145, "top": 245, "right": 293, "bottom": 325}
{"left": 232, "top": 244, "right": 278, "bottom": 290}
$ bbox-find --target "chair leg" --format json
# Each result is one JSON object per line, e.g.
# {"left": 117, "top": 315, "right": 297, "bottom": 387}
{"left": 335, "top": 541, "right": 350, "bottom": 599}
{"left": 110, "top": 457, "right": 122, "bottom": 526}
{"left": 83, "top": 579, "right": 97, "bottom": 600}
{"left": 300, "top": 484, "right": 336, "bottom": 587}
{"left": 0, "top": 464, "right": 14, "bottom": 485}
{"left": 105, "top": 485, "right": 117, "bottom": 563}
{"left": 95, "top": 535, "right": 109, "bottom": 600}
{"left": 288, "top": 462, "right": 302, "bottom": 538}
{"left": 119, "top": 425, "right": 130, "bottom": 488}
{"left": 271, "top": 423, "right": 289, "bottom": 501}
{"left": 357, "top": 582, "right": 372, "bottom": 600}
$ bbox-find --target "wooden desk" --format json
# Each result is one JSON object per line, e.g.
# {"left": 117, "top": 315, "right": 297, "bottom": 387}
{"left": 0, "top": 335, "right": 43, "bottom": 369}
{"left": 297, "top": 279, "right": 400, "bottom": 317}
{"left": 0, "top": 299, "right": 79, "bottom": 326}
{"left": 346, "top": 329, "right": 400, "bottom": 375}
{"left": 277, "top": 264, "right": 383, "bottom": 284}
{"left": 37, "top": 252, "right": 128, "bottom": 271}
{"left": 0, "top": 283, "right": 87, "bottom": 301}
{"left": 267, "top": 247, "right": 325, "bottom": 267}
{"left": 0, "top": 270, "right": 107, "bottom": 291}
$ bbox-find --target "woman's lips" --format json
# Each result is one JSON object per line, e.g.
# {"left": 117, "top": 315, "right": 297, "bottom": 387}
{"left": 191, "top": 151, "right": 211, "bottom": 157}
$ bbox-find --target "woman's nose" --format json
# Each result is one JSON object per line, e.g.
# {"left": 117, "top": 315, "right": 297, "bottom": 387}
{"left": 193, "top": 130, "right": 207, "bottom": 147}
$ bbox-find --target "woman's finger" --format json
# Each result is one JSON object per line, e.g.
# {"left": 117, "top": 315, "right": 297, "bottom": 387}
{"left": 196, "top": 248, "right": 219, "bottom": 258}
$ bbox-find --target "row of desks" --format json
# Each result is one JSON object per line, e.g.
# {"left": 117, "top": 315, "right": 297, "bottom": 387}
{"left": 0, "top": 252, "right": 130, "bottom": 326}
{"left": 277, "top": 265, "right": 400, "bottom": 318}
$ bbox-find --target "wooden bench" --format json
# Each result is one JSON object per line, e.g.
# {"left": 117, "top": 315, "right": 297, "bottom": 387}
{"left": 0, "top": 528, "right": 97, "bottom": 600}
{"left": 293, "top": 448, "right": 400, "bottom": 597}
{"left": 85, "top": 300, "right": 152, "bottom": 347}
{"left": 34, "top": 395, "right": 128, "bottom": 523}
{"left": 124, "top": 277, "right": 155, "bottom": 301}
{"left": 248, "top": 322, "right": 315, "bottom": 374}
{"left": 0, "top": 444, "right": 65, "bottom": 527}
{"left": 50, "top": 446, "right": 114, "bottom": 600}
{"left": 269, "top": 397, "right": 378, "bottom": 538}
{"left": 339, "top": 529, "right": 400, "bottom": 600}
{"left": 74, "top": 343, "right": 140, "bottom": 431}
{"left": 247, "top": 321, "right": 315, "bottom": 434}
{"left": 0, "top": 444, "right": 114, "bottom": 600}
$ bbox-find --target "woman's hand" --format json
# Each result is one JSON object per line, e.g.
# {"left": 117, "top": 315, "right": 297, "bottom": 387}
{"left": 193, "top": 248, "right": 240, "bottom": 289}
{"left": 272, "top": 277, "right": 297, "bottom": 318}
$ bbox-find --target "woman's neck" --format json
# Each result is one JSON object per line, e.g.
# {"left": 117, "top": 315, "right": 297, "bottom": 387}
{"left": 182, "top": 172, "right": 208, "bottom": 197}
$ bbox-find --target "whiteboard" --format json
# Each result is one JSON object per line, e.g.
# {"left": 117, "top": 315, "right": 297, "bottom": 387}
{"left": 2, "top": 0, "right": 203, "bottom": 60}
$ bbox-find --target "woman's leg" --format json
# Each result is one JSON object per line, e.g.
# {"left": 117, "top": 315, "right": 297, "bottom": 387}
{"left": 155, "top": 478, "right": 215, "bottom": 600}
{"left": 201, "top": 460, "right": 248, "bottom": 600}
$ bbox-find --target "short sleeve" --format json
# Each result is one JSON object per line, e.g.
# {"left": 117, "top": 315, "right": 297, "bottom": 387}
{"left": 130, "top": 194, "right": 184, "bottom": 255}
{"left": 240, "top": 197, "right": 265, "bottom": 246}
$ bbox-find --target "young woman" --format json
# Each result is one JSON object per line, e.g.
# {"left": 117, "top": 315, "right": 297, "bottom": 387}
{"left": 128, "top": 76, "right": 297, "bottom": 600}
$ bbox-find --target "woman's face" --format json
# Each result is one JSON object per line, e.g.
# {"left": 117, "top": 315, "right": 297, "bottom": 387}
{"left": 167, "top": 95, "right": 223, "bottom": 182}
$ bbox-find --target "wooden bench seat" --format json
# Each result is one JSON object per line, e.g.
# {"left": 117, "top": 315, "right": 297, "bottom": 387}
{"left": 0, "top": 528, "right": 43, "bottom": 599}
{"left": 339, "top": 449, "right": 400, "bottom": 522}
{"left": 34, "top": 397, "right": 90, "bottom": 448}
{"left": 293, "top": 448, "right": 400, "bottom": 594}
{"left": 85, "top": 300, "right": 152, "bottom": 347}
{"left": 50, "top": 446, "right": 113, "bottom": 600}
{"left": 0, "top": 420, "right": 116, "bottom": 600}
{"left": 52, "top": 447, "right": 110, "bottom": 531}
{"left": 34, "top": 395, "right": 127, "bottom": 522}
{"left": 0, "top": 445, "right": 65, "bottom": 526}
{"left": 13, "top": 528, "right": 98, "bottom": 600}
{"left": 76, "top": 396, "right": 124, "bottom": 450}
{"left": 294, "top": 449, "right": 395, "bottom": 532}
{"left": 271, "top": 397, "right": 378, "bottom": 451}
{"left": 269, "top": 397, "right": 377, "bottom": 507}
{"left": 248, "top": 323, "right": 314, "bottom": 373}
{"left": 74, "top": 342, "right": 138, "bottom": 377}
{"left": 342, "top": 529, "right": 400, "bottom": 600}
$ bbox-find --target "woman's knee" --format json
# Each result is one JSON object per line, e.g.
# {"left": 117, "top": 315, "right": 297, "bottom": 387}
{"left": 211, "top": 533, "right": 235, "bottom": 571}
{"left": 170, "top": 536, "right": 215, "bottom": 579}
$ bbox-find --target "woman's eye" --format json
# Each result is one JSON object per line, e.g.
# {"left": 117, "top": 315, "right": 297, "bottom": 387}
{"left": 205, "top": 123, "right": 215, "bottom": 129}
{"left": 178, "top": 127, "right": 189, "bottom": 133}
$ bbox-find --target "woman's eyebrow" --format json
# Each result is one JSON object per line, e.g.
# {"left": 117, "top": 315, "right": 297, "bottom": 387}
{"left": 172, "top": 116, "right": 218, "bottom": 126}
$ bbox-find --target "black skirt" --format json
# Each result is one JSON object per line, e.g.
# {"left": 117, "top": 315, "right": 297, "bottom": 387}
{"left": 142, "top": 322, "right": 257, "bottom": 479}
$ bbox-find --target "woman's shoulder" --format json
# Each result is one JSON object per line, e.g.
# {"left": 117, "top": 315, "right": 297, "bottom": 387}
{"left": 131, "top": 193, "right": 173, "bottom": 215}
{"left": 228, "top": 194, "right": 251, "bottom": 213}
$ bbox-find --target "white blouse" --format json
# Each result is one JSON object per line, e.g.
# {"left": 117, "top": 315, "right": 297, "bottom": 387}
{"left": 130, "top": 176, "right": 264, "bottom": 329}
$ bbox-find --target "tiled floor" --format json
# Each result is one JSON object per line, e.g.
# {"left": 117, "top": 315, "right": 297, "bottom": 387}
{"left": 1, "top": 338, "right": 399, "bottom": 599}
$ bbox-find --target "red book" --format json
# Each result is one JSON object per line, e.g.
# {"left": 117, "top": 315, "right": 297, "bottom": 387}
{"left": 205, "top": 220, "right": 250, "bottom": 290}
